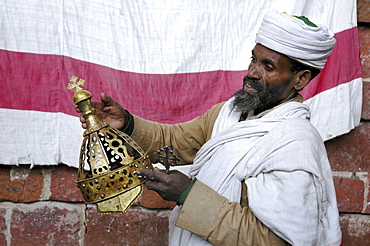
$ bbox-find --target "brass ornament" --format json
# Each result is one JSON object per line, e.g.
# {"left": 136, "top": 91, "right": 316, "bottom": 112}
{"left": 68, "top": 76, "right": 153, "bottom": 214}
{"left": 154, "top": 146, "right": 180, "bottom": 174}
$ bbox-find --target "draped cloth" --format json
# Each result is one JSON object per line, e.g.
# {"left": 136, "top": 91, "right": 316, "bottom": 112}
{"left": 170, "top": 98, "right": 342, "bottom": 245}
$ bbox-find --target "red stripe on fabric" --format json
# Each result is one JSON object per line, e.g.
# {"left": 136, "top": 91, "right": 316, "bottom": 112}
{"left": 0, "top": 52, "right": 244, "bottom": 122}
{"left": 301, "top": 26, "right": 362, "bottom": 99}
{"left": 0, "top": 27, "right": 361, "bottom": 123}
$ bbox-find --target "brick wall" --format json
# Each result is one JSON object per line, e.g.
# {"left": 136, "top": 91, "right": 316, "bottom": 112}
{"left": 325, "top": 1, "right": 370, "bottom": 244}
{"left": 1, "top": 2, "right": 370, "bottom": 245}
{"left": 0, "top": 165, "right": 174, "bottom": 245}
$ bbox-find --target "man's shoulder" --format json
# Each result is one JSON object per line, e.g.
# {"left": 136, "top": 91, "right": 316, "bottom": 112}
{"left": 212, "top": 101, "right": 227, "bottom": 114}
{"left": 202, "top": 101, "right": 227, "bottom": 118}
{"left": 274, "top": 117, "right": 322, "bottom": 142}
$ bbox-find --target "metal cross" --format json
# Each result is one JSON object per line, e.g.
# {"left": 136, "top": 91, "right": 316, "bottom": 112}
{"left": 67, "top": 75, "right": 86, "bottom": 92}
{"left": 154, "top": 146, "right": 180, "bottom": 174}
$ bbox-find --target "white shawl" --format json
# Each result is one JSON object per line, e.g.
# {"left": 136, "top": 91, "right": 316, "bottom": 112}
{"left": 170, "top": 98, "right": 341, "bottom": 246}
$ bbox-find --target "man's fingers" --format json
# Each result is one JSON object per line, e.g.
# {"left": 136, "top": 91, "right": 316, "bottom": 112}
{"left": 144, "top": 180, "right": 168, "bottom": 194}
{"left": 77, "top": 114, "right": 87, "bottom": 129}
{"left": 145, "top": 180, "right": 157, "bottom": 190}
{"left": 137, "top": 170, "right": 166, "bottom": 182}
{"left": 137, "top": 170, "right": 156, "bottom": 180}
{"left": 80, "top": 114, "right": 86, "bottom": 123}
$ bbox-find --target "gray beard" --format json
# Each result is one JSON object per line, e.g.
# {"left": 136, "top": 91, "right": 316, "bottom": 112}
{"left": 232, "top": 88, "right": 261, "bottom": 113}
{"left": 232, "top": 76, "right": 285, "bottom": 115}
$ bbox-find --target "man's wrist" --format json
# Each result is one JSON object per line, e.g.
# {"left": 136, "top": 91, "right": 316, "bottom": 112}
{"left": 176, "top": 177, "right": 197, "bottom": 206}
{"left": 119, "top": 110, "right": 134, "bottom": 135}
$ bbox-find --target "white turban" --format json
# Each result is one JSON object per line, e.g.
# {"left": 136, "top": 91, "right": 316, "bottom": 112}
{"left": 255, "top": 10, "right": 336, "bottom": 70}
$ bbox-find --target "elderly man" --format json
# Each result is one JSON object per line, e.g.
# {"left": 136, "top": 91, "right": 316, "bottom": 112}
{"left": 79, "top": 10, "right": 341, "bottom": 246}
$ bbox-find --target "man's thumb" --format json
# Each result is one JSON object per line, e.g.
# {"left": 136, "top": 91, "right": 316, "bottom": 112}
{"left": 100, "top": 92, "right": 113, "bottom": 105}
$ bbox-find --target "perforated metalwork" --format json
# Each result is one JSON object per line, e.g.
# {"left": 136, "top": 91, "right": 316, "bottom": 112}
{"left": 77, "top": 155, "right": 151, "bottom": 203}
{"left": 69, "top": 77, "right": 153, "bottom": 212}
{"left": 77, "top": 125, "right": 153, "bottom": 204}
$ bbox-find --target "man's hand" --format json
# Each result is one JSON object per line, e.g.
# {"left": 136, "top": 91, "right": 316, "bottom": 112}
{"left": 75, "top": 92, "right": 127, "bottom": 130}
{"left": 137, "top": 169, "right": 191, "bottom": 202}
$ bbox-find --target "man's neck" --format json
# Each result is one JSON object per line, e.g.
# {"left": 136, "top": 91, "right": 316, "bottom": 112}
{"left": 240, "top": 93, "right": 303, "bottom": 121}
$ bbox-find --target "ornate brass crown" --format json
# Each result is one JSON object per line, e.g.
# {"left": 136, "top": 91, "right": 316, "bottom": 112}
{"left": 68, "top": 76, "right": 153, "bottom": 213}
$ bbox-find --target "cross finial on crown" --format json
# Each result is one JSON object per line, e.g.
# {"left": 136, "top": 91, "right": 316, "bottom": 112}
{"left": 67, "top": 75, "right": 86, "bottom": 92}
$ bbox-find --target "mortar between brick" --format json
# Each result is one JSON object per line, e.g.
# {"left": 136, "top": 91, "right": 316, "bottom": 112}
{"left": 41, "top": 168, "right": 53, "bottom": 200}
{"left": 10, "top": 166, "right": 31, "bottom": 181}
{"left": 4, "top": 204, "right": 12, "bottom": 246}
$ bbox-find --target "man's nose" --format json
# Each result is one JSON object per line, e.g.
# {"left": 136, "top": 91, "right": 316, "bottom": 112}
{"left": 247, "top": 63, "right": 261, "bottom": 80}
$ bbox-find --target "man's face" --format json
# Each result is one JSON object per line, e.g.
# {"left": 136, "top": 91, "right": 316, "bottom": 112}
{"left": 233, "top": 44, "right": 298, "bottom": 114}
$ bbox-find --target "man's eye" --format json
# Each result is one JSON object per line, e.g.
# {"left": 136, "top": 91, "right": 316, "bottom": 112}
{"left": 265, "top": 64, "right": 274, "bottom": 71}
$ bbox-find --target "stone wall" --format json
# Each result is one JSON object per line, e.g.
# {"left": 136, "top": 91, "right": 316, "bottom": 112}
{"left": 1, "top": 1, "right": 370, "bottom": 245}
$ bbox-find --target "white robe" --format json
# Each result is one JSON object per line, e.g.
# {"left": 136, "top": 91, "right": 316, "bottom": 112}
{"left": 170, "top": 98, "right": 342, "bottom": 246}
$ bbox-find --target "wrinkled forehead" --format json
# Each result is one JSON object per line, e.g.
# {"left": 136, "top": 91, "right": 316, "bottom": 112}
{"left": 252, "top": 44, "right": 294, "bottom": 68}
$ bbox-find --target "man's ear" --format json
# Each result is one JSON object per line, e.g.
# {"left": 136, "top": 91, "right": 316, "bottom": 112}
{"left": 293, "top": 70, "right": 312, "bottom": 91}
